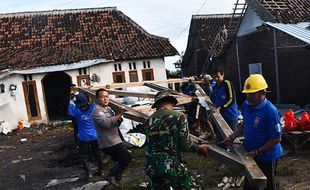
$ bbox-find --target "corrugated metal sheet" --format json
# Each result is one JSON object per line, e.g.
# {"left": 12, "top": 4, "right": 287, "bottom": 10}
{"left": 265, "top": 22, "right": 310, "bottom": 44}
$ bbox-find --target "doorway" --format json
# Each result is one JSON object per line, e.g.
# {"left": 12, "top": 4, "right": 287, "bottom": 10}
{"left": 42, "top": 72, "right": 72, "bottom": 121}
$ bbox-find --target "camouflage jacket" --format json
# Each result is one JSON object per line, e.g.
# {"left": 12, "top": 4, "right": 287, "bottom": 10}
{"left": 145, "top": 108, "right": 196, "bottom": 161}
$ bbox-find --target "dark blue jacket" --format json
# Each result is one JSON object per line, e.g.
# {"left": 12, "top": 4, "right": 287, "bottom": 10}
{"left": 212, "top": 80, "right": 238, "bottom": 122}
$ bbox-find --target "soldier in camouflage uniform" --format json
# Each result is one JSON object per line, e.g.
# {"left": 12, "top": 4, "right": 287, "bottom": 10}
{"left": 145, "top": 90, "right": 209, "bottom": 190}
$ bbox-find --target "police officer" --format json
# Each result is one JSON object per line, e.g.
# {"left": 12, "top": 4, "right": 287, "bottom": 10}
{"left": 145, "top": 90, "right": 208, "bottom": 190}
{"left": 223, "top": 74, "right": 283, "bottom": 190}
{"left": 92, "top": 88, "right": 132, "bottom": 187}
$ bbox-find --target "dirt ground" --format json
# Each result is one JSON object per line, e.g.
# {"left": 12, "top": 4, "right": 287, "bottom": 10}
{"left": 0, "top": 123, "right": 309, "bottom": 190}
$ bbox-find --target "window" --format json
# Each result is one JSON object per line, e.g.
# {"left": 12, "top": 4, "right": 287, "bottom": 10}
{"left": 142, "top": 69, "right": 154, "bottom": 81}
{"left": 114, "top": 64, "right": 117, "bottom": 71}
{"left": 133, "top": 62, "right": 136, "bottom": 70}
{"left": 143, "top": 61, "right": 146, "bottom": 68}
{"left": 147, "top": 61, "right": 150, "bottom": 68}
{"left": 248, "top": 63, "right": 262, "bottom": 74}
{"left": 78, "top": 68, "right": 87, "bottom": 75}
{"left": 113, "top": 71, "right": 126, "bottom": 83}
{"left": 77, "top": 75, "right": 90, "bottom": 87}
{"left": 129, "top": 62, "right": 132, "bottom": 70}
{"left": 118, "top": 64, "right": 122, "bottom": 71}
{"left": 0, "top": 84, "right": 4, "bottom": 93}
{"left": 129, "top": 70, "right": 139, "bottom": 82}
{"left": 22, "top": 81, "right": 41, "bottom": 120}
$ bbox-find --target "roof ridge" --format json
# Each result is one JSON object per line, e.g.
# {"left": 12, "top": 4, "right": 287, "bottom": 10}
{"left": 116, "top": 10, "right": 169, "bottom": 41}
{"left": 0, "top": 7, "right": 117, "bottom": 18}
{"left": 193, "top": 13, "right": 233, "bottom": 19}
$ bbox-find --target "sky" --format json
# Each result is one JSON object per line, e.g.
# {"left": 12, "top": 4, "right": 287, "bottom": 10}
{"left": 0, "top": 0, "right": 236, "bottom": 71}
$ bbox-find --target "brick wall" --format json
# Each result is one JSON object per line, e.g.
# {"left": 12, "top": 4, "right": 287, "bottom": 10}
{"left": 224, "top": 29, "right": 310, "bottom": 106}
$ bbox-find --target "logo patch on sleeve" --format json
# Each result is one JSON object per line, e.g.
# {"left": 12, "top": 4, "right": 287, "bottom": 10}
{"left": 276, "top": 123, "right": 281, "bottom": 132}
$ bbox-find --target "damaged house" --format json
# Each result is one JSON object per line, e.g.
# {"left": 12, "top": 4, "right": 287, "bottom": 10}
{"left": 182, "top": 0, "right": 310, "bottom": 106}
{"left": 0, "top": 7, "right": 178, "bottom": 130}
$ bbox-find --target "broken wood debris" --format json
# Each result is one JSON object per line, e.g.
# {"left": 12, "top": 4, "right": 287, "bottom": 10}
{"left": 218, "top": 176, "right": 245, "bottom": 189}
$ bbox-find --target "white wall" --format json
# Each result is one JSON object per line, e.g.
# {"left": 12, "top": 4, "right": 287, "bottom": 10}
{"left": 0, "top": 57, "right": 168, "bottom": 125}
{"left": 0, "top": 73, "right": 48, "bottom": 124}
{"left": 237, "top": 7, "right": 263, "bottom": 37}
{"left": 0, "top": 74, "right": 30, "bottom": 127}
{"left": 89, "top": 58, "right": 167, "bottom": 85}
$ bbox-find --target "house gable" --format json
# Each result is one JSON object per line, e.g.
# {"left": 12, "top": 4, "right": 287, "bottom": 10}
{"left": 237, "top": 7, "right": 263, "bottom": 37}
{"left": 182, "top": 14, "right": 240, "bottom": 76}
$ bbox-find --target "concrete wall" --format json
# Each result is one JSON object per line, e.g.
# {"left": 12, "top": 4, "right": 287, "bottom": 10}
{"left": 88, "top": 58, "right": 167, "bottom": 85}
{"left": 0, "top": 57, "right": 167, "bottom": 125}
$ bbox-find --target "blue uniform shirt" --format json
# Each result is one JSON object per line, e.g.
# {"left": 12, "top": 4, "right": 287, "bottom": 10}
{"left": 68, "top": 102, "right": 98, "bottom": 142}
{"left": 242, "top": 98, "right": 283, "bottom": 162}
{"left": 212, "top": 80, "right": 238, "bottom": 122}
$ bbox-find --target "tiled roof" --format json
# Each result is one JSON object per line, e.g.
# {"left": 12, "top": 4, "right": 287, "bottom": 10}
{"left": 192, "top": 14, "right": 240, "bottom": 48}
{"left": 247, "top": 0, "right": 310, "bottom": 23}
{"left": 0, "top": 7, "right": 178, "bottom": 70}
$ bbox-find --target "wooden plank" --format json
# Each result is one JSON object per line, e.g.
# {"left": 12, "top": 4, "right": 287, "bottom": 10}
{"left": 143, "top": 82, "right": 183, "bottom": 95}
{"left": 189, "top": 135, "right": 244, "bottom": 170}
{"left": 73, "top": 87, "right": 149, "bottom": 120}
{"left": 131, "top": 105, "right": 154, "bottom": 113}
{"left": 142, "top": 83, "right": 195, "bottom": 105}
{"left": 176, "top": 96, "right": 194, "bottom": 105}
{"left": 105, "top": 89, "right": 156, "bottom": 98}
{"left": 123, "top": 111, "right": 148, "bottom": 123}
{"left": 100, "top": 79, "right": 189, "bottom": 89}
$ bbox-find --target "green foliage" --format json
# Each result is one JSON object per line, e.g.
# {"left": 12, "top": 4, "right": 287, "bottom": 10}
{"left": 166, "top": 69, "right": 181, "bottom": 79}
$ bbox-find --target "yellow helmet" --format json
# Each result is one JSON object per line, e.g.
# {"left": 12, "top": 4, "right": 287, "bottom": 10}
{"left": 242, "top": 74, "right": 268, "bottom": 93}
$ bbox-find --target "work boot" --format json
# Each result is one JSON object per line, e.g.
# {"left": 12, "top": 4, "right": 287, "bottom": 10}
{"left": 107, "top": 175, "right": 120, "bottom": 187}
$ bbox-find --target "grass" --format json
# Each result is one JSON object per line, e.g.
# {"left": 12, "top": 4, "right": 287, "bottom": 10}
{"left": 115, "top": 148, "right": 240, "bottom": 189}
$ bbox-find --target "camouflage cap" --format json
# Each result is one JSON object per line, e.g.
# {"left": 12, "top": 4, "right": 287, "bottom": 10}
{"left": 151, "top": 90, "right": 178, "bottom": 108}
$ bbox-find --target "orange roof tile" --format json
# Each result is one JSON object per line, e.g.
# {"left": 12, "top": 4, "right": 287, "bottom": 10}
{"left": 0, "top": 7, "right": 178, "bottom": 70}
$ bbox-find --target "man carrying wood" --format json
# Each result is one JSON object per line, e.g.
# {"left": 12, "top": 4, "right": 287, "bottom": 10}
{"left": 144, "top": 90, "right": 209, "bottom": 190}
{"left": 67, "top": 93, "right": 104, "bottom": 180}
{"left": 211, "top": 67, "right": 239, "bottom": 148}
{"left": 92, "top": 89, "right": 132, "bottom": 187}
{"left": 223, "top": 74, "right": 283, "bottom": 190}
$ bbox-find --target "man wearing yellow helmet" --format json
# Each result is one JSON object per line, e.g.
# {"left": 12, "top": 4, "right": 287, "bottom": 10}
{"left": 223, "top": 74, "right": 283, "bottom": 190}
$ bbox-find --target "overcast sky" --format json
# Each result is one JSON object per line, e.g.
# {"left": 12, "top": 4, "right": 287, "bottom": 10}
{"left": 0, "top": 0, "right": 236, "bottom": 70}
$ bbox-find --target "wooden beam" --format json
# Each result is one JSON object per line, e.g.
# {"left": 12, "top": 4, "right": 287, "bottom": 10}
{"left": 94, "top": 79, "right": 189, "bottom": 89}
{"left": 131, "top": 105, "right": 154, "bottom": 114}
{"left": 143, "top": 82, "right": 181, "bottom": 95}
{"left": 176, "top": 96, "right": 194, "bottom": 105}
{"left": 73, "top": 87, "right": 149, "bottom": 120}
{"left": 123, "top": 111, "right": 148, "bottom": 123}
{"left": 105, "top": 89, "right": 156, "bottom": 98}
{"left": 189, "top": 135, "right": 244, "bottom": 170}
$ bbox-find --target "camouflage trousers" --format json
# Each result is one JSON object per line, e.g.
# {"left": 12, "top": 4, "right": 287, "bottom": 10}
{"left": 145, "top": 157, "right": 203, "bottom": 190}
